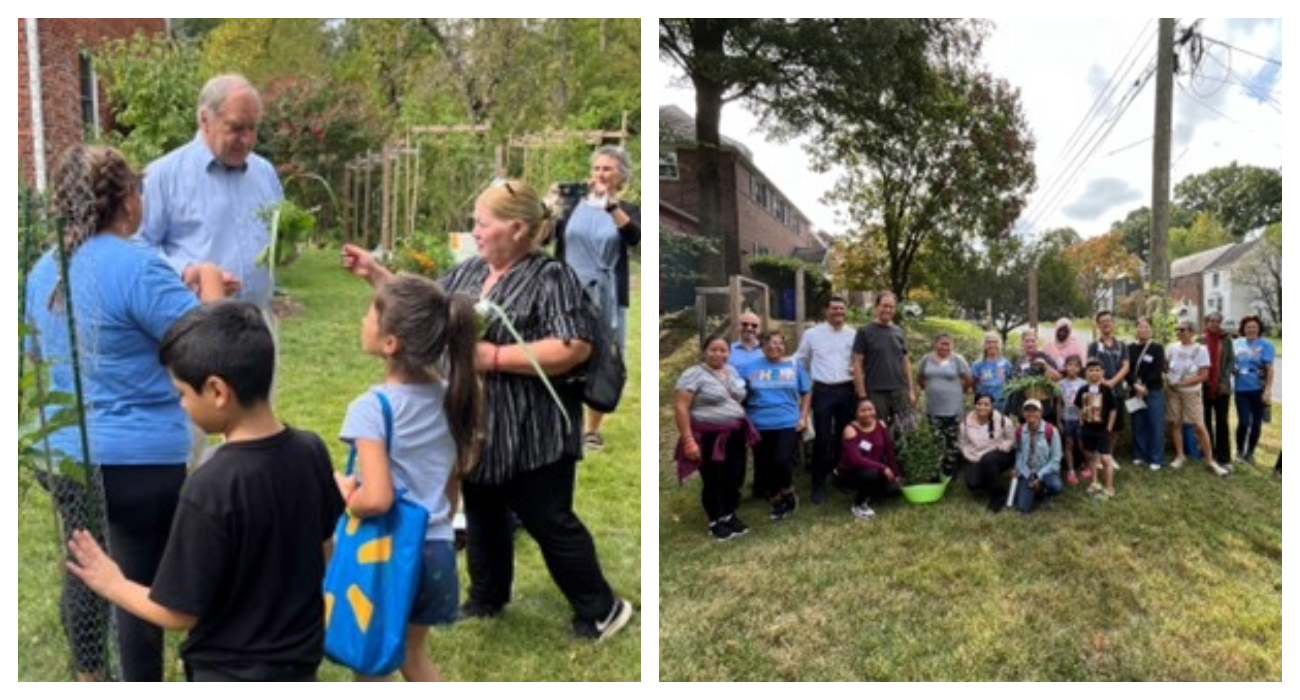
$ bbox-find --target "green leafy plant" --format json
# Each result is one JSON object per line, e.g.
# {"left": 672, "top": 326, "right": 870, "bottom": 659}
{"left": 391, "top": 231, "right": 455, "bottom": 278}
{"left": 1002, "top": 373, "right": 1062, "bottom": 403}
{"left": 896, "top": 418, "right": 946, "bottom": 485}
{"left": 19, "top": 323, "right": 87, "bottom": 500}
{"left": 258, "top": 199, "right": 317, "bottom": 270}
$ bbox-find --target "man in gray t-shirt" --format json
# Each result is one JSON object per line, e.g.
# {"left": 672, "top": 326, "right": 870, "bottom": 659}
{"left": 852, "top": 292, "right": 916, "bottom": 426}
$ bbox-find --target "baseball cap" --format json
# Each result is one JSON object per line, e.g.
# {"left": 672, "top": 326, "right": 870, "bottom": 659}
{"left": 1023, "top": 399, "right": 1043, "bottom": 412}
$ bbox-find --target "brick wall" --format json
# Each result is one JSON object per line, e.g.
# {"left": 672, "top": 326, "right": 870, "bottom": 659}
{"left": 19, "top": 18, "right": 166, "bottom": 189}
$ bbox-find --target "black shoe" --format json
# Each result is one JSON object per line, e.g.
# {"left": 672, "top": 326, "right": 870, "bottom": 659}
{"left": 460, "top": 599, "right": 504, "bottom": 619}
{"left": 572, "top": 597, "right": 634, "bottom": 642}
{"left": 811, "top": 483, "right": 827, "bottom": 504}
{"left": 722, "top": 513, "right": 749, "bottom": 536}
{"left": 784, "top": 491, "right": 799, "bottom": 516}
{"left": 987, "top": 494, "right": 1006, "bottom": 514}
{"left": 708, "top": 520, "right": 735, "bottom": 542}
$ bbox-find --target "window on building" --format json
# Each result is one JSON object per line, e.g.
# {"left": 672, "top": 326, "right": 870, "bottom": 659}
{"left": 772, "top": 199, "right": 786, "bottom": 224}
{"left": 753, "top": 180, "right": 769, "bottom": 207}
{"left": 79, "top": 52, "right": 100, "bottom": 139}
{"left": 1211, "top": 272, "right": 1220, "bottom": 288}
{"left": 659, "top": 152, "right": 679, "bottom": 180}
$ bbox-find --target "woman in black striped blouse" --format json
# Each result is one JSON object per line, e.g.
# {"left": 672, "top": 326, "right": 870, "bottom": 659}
{"left": 340, "top": 178, "right": 633, "bottom": 643}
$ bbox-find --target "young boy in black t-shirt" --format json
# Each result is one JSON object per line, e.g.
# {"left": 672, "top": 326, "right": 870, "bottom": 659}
{"left": 1075, "top": 358, "right": 1118, "bottom": 500}
{"left": 67, "top": 302, "right": 345, "bottom": 681}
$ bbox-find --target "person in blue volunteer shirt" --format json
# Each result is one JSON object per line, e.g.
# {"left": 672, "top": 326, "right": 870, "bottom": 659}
{"left": 1232, "top": 315, "right": 1275, "bottom": 465}
{"left": 971, "top": 332, "right": 1013, "bottom": 413}
{"left": 26, "top": 145, "right": 222, "bottom": 681}
{"left": 740, "top": 330, "right": 811, "bottom": 521}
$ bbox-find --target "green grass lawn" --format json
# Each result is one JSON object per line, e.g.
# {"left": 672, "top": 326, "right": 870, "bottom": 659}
{"left": 18, "top": 248, "right": 641, "bottom": 681}
{"left": 658, "top": 324, "right": 1281, "bottom": 681}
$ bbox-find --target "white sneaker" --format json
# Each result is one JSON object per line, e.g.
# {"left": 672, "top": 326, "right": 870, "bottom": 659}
{"left": 1171, "top": 456, "right": 1186, "bottom": 469}
{"left": 1208, "top": 460, "right": 1230, "bottom": 477}
{"left": 1133, "top": 459, "right": 1146, "bottom": 468}
{"left": 1149, "top": 462, "right": 1162, "bottom": 471}
{"left": 851, "top": 503, "right": 877, "bottom": 521}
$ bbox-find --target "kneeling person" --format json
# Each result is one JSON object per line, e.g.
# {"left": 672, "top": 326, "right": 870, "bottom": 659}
{"left": 1013, "top": 400, "right": 1063, "bottom": 513}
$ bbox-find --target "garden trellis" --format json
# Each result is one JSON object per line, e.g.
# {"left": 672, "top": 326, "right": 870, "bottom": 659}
{"left": 18, "top": 186, "right": 119, "bottom": 681}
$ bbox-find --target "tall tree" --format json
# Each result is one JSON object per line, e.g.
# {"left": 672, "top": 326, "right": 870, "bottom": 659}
{"left": 1068, "top": 230, "right": 1141, "bottom": 312}
{"left": 820, "top": 68, "right": 1037, "bottom": 298}
{"left": 1239, "top": 222, "right": 1281, "bottom": 327}
{"left": 1174, "top": 162, "right": 1282, "bottom": 239}
{"left": 1169, "top": 211, "right": 1233, "bottom": 260}
{"left": 945, "top": 236, "right": 1085, "bottom": 343}
{"left": 659, "top": 18, "right": 982, "bottom": 284}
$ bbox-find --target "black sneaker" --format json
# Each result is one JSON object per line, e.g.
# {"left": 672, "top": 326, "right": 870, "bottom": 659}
{"left": 572, "top": 597, "right": 635, "bottom": 642}
{"left": 709, "top": 520, "right": 735, "bottom": 542}
{"left": 722, "top": 513, "right": 749, "bottom": 536}
{"left": 783, "top": 492, "right": 799, "bottom": 516}
{"left": 769, "top": 500, "right": 788, "bottom": 521}
{"left": 460, "top": 599, "right": 504, "bottom": 619}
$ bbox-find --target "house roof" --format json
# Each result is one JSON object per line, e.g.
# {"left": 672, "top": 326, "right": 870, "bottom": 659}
{"left": 1204, "top": 239, "right": 1259, "bottom": 271}
{"left": 1170, "top": 243, "right": 1235, "bottom": 278}
{"left": 659, "top": 105, "right": 754, "bottom": 161}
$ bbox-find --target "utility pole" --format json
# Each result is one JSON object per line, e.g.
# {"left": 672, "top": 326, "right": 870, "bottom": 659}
{"left": 1150, "top": 18, "right": 1176, "bottom": 294}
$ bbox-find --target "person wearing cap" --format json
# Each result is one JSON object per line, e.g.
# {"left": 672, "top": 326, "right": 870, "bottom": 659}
{"left": 1012, "top": 399, "right": 1062, "bottom": 513}
{"left": 1075, "top": 358, "right": 1119, "bottom": 499}
{"left": 1045, "top": 317, "right": 1086, "bottom": 372}
{"left": 728, "top": 311, "right": 765, "bottom": 373}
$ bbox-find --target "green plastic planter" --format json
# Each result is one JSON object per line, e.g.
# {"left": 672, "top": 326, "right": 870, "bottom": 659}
{"left": 901, "top": 477, "right": 951, "bottom": 504}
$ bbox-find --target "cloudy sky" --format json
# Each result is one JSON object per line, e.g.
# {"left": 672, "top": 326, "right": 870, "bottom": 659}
{"left": 657, "top": 18, "right": 1283, "bottom": 240}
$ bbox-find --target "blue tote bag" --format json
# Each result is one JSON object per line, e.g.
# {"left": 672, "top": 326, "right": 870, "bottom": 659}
{"left": 323, "top": 391, "right": 428, "bottom": 677}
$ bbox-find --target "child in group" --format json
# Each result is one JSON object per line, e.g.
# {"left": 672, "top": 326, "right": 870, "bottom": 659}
{"left": 336, "top": 273, "right": 483, "bottom": 681}
{"left": 66, "top": 302, "right": 345, "bottom": 681}
{"left": 1075, "top": 358, "right": 1118, "bottom": 499}
{"left": 1058, "top": 355, "right": 1088, "bottom": 486}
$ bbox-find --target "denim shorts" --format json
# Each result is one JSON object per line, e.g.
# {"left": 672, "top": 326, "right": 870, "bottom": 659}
{"left": 409, "top": 539, "right": 459, "bottom": 626}
{"left": 1062, "top": 419, "right": 1081, "bottom": 441}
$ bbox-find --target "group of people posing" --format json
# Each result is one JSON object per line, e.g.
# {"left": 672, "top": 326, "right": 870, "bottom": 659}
{"left": 27, "top": 73, "right": 637, "bottom": 681}
{"left": 674, "top": 293, "right": 1276, "bottom": 541}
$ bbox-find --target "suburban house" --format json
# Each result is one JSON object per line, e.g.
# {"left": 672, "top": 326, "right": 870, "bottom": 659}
{"left": 18, "top": 18, "right": 168, "bottom": 192}
{"left": 1170, "top": 240, "right": 1270, "bottom": 329}
{"left": 659, "top": 104, "right": 827, "bottom": 311}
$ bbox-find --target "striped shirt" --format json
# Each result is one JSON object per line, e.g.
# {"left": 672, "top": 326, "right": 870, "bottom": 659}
{"left": 442, "top": 252, "right": 593, "bottom": 485}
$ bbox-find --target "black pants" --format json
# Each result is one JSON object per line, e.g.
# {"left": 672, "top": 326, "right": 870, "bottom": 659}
{"left": 695, "top": 430, "right": 747, "bottom": 522}
{"left": 102, "top": 465, "right": 186, "bottom": 682}
{"left": 810, "top": 383, "right": 857, "bottom": 488}
{"left": 463, "top": 456, "right": 615, "bottom": 623}
{"left": 833, "top": 468, "right": 901, "bottom": 506}
{"left": 185, "top": 661, "right": 318, "bottom": 681}
{"left": 754, "top": 429, "right": 799, "bottom": 500}
{"left": 963, "top": 451, "right": 1015, "bottom": 500}
{"left": 1202, "top": 391, "right": 1232, "bottom": 464}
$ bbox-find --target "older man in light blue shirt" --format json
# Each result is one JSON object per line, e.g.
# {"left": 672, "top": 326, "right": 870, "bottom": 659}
{"left": 141, "top": 74, "right": 283, "bottom": 309}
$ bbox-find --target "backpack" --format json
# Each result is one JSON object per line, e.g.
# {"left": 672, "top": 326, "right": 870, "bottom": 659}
{"left": 571, "top": 285, "right": 626, "bottom": 413}
{"left": 1016, "top": 421, "right": 1054, "bottom": 447}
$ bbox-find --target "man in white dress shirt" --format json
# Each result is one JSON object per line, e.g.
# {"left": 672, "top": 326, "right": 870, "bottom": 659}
{"left": 794, "top": 296, "right": 858, "bottom": 504}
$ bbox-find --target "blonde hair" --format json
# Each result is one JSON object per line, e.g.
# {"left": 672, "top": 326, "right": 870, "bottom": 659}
{"left": 475, "top": 179, "right": 556, "bottom": 247}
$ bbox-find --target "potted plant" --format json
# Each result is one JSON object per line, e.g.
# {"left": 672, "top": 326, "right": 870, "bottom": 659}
{"left": 896, "top": 417, "right": 949, "bottom": 504}
{"left": 1002, "top": 373, "right": 1062, "bottom": 415}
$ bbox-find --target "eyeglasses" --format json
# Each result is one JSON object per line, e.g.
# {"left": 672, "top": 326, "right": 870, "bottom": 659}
{"left": 741, "top": 323, "right": 759, "bottom": 329}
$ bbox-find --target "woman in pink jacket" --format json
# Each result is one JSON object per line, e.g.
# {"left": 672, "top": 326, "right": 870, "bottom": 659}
{"left": 959, "top": 393, "right": 1017, "bottom": 512}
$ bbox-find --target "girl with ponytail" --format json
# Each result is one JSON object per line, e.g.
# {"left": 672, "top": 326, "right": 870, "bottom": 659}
{"left": 336, "top": 273, "right": 485, "bottom": 681}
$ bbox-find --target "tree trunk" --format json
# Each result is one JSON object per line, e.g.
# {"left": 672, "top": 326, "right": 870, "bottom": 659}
{"left": 692, "top": 74, "right": 732, "bottom": 286}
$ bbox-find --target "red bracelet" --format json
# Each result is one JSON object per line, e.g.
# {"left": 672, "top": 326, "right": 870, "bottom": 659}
{"left": 493, "top": 345, "right": 501, "bottom": 373}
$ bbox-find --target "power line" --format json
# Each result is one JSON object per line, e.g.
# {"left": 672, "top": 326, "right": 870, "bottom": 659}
{"left": 1201, "top": 34, "right": 1282, "bottom": 67}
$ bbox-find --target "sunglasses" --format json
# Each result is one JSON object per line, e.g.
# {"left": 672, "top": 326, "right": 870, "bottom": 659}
{"left": 490, "top": 177, "right": 516, "bottom": 196}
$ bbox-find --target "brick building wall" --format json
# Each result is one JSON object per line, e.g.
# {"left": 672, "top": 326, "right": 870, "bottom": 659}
{"left": 660, "top": 145, "right": 819, "bottom": 280}
{"left": 18, "top": 18, "right": 167, "bottom": 190}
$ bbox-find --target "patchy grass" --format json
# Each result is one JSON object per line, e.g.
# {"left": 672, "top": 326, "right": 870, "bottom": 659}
{"left": 19, "top": 248, "right": 640, "bottom": 681}
{"left": 658, "top": 327, "right": 1281, "bottom": 681}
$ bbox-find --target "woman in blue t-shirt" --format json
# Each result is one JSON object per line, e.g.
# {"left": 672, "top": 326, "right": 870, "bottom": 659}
{"left": 740, "top": 331, "right": 811, "bottom": 521}
{"left": 24, "top": 145, "right": 223, "bottom": 680}
{"left": 1232, "top": 315, "right": 1275, "bottom": 465}
{"left": 971, "top": 332, "right": 1013, "bottom": 413}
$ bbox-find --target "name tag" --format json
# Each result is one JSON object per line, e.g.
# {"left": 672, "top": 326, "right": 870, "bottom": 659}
{"left": 1142, "top": 354, "right": 1153, "bottom": 363}
{"left": 1089, "top": 385, "right": 1101, "bottom": 394}
{"left": 859, "top": 440, "right": 873, "bottom": 453}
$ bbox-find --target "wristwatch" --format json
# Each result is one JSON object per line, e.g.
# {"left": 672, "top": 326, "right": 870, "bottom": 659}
{"left": 605, "top": 201, "right": 620, "bottom": 213}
